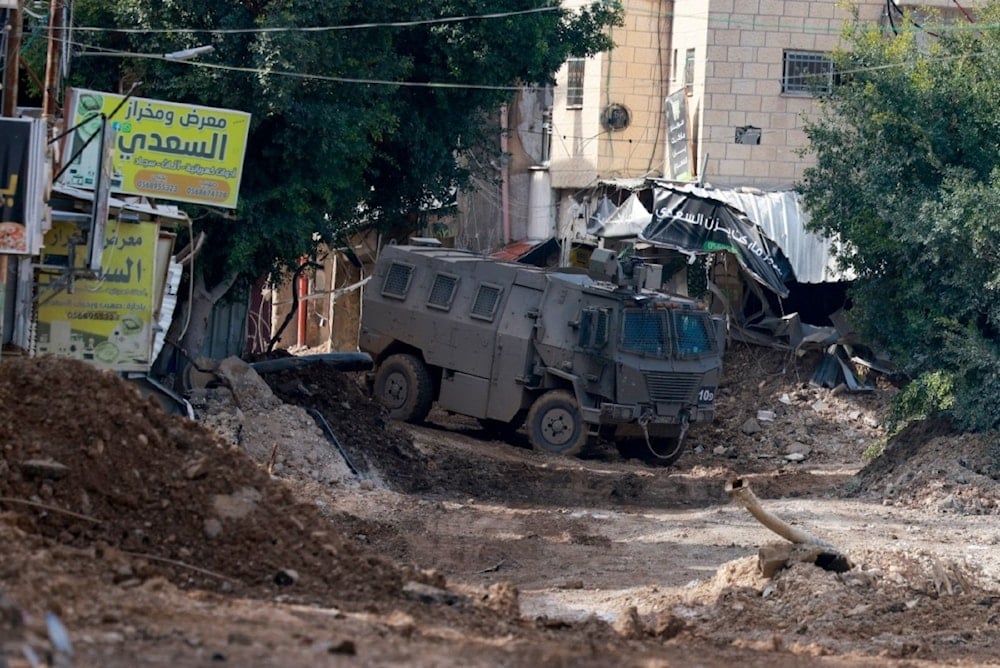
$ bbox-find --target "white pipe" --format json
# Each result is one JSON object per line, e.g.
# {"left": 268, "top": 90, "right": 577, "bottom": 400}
{"left": 499, "top": 104, "right": 510, "bottom": 245}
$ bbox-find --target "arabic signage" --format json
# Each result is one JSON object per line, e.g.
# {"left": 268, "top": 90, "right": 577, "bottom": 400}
{"left": 665, "top": 90, "right": 692, "bottom": 181}
{"left": 36, "top": 219, "right": 160, "bottom": 371}
{"left": 1, "top": 118, "right": 36, "bottom": 255}
{"left": 641, "top": 187, "right": 794, "bottom": 297}
{"left": 59, "top": 88, "right": 251, "bottom": 209}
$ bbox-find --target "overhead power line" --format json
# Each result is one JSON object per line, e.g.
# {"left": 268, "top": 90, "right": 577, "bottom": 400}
{"left": 64, "top": 6, "right": 560, "bottom": 35}
{"left": 70, "top": 41, "right": 532, "bottom": 91}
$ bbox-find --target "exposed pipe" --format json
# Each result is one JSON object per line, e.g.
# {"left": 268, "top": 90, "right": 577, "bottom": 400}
{"left": 41, "top": 0, "right": 62, "bottom": 124}
{"left": 499, "top": 104, "right": 511, "bottom": 245}
{"left": 266, "top": 260, "right": 320, "bottom": 353}
{"left": 2, "top": 0, "right": 23, "bottom": 117}
{"left": 296, "top": 256, "right": 309, "bottom": 347}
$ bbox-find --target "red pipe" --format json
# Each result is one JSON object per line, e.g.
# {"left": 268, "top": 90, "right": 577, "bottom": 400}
{"left": 296, "top": 257, "right": 308, "bottom": 347}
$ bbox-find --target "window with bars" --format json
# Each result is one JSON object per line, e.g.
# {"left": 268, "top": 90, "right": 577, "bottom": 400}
{"left": 381, "top": 262, "right": 413, "bottom": 299}
{"left": 426, "top": 273, "right": 458, "bottom": 310}
{"left": 782, "top": 50, "right": 835, "bottom": 95}
{"left": 683, "top": 48, "right": 695, "bottom": 96}
{"left": 470, "top": 284, "right": 502, "bottom": 321}
{"left": 566, "top": 58, "right": 585, "bottom": 108}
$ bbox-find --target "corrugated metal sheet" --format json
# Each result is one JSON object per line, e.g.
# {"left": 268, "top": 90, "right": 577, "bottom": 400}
{"left": 491, "top": 239, "right": 544, "bottom": 262}
{"left": 668, "top": 184, "right": 853, "bottom": 284}
{"left": 206, "top": 299, "right": 249, "bottom": 359}
{"left": 594, "top": 178, "right": 853, "bottom": 284}
{"left": 151, "top": 261, "right": 183, "bottom": 362}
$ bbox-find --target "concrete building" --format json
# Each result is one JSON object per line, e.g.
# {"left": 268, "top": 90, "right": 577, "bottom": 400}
{"left": 669, "top": 0, "right": 968, "bottom": 190}
{"left": 457, "top": 0, "right": 977, "bottom": 257}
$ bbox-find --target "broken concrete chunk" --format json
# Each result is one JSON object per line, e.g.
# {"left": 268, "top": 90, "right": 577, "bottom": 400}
{"left": 19, "top": 459, "right": 70, "bottom": 480}
{"left": 402, "top": 581, "right": 464, "bottom": 606}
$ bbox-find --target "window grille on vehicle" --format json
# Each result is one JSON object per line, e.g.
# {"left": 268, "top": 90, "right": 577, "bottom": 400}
{"left": 427, "top": 273, "right": 458, "bottom": 310}
{"left": 672, "top": 312, "right": 715, "bottom": 358}
{"left": 382, "top": 262, "right": 413, "bottom": 299}
{"left": 621, "top": 310, "right": 670, "bottom": 356}
{"left": 471, "top": 284, "right": 502, "bottom": 320}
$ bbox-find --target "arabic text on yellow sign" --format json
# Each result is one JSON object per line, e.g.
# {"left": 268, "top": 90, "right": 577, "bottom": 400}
{"left": 59, "top": 88, "right": 251, "bottom": 209}
{"left": 36, "top": 220, "right": 159, "bottom": 372}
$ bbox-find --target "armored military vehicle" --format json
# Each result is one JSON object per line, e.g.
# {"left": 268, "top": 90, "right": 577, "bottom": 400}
{"left": 359, "top": 242, "right": 725, "bottom": 464}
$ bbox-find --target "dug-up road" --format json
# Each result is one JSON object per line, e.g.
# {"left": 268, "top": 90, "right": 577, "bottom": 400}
{"left": 1, "top": 343, "right": 999, "bottom": 667}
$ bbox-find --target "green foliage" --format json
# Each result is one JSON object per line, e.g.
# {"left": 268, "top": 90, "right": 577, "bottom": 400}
{"left": 798, "top": 2, "right": 1000, "bottom": 430}
{"left": 885, "top": 370, "right": 955, "bottom": 433}
{"left": 67, "top": 0, "right": 622, "bottom": 295}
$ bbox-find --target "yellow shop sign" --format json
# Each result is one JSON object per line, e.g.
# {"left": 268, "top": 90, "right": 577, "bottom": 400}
{"left": 59, "top": 88, "right": 251, "bottom": 209}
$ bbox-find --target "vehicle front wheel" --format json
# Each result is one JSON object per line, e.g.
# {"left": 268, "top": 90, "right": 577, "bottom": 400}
{"left": 373, "top": 354, "right": 434, "bottom": 422}
{"left": 526, "top": 390, "right": 588, "bottom": 456}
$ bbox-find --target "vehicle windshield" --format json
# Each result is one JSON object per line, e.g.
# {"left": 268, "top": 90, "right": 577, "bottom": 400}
{"left": 620, "top": 309, "right": 669, "bottom": 356}
{"left": 673, "top": 311, "right": 714, "bottom": 357}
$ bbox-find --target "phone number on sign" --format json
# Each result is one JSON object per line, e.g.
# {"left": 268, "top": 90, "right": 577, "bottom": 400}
{"left": 66, "top": 311, "right": 118, "bottom": 321}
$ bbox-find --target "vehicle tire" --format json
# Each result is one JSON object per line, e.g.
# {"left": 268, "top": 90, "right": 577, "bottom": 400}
{"left": 526, "top": 390, "right": 588, "bottom": 456}
{"left": 373, "top": 354, "right": 434, "bottom": 422}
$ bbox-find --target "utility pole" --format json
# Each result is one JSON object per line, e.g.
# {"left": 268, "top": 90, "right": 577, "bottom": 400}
{"left": 2, "top": 0, "right": 22, "bottom": 117}
{"left": 41, "top": 0, "right": 62, "bottom": 125}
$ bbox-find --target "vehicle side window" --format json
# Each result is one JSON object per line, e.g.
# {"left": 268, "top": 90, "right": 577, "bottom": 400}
{"left": 578, "top": 307, "right": 610, "bottom": 349}
{"left": 382, "top": 262, "right": 414, "bottom": 300}
{"left": 426, "top": 272, "right": 458, "bottom": 311}
{"left": 470, "top": 283, "right": 502, "bottom": 321}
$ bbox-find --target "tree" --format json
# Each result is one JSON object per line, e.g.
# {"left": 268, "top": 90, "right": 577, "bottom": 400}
{"left": 66, "top": 0, "right": 622, "bottom": 354}
{"left": 798, "top": 3, "right": 1000, "bottom": 429}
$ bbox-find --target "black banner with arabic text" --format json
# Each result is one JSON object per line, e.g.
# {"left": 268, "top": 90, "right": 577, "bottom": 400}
{"left": 640, "top": 187, "right": 794, "bottom": 297}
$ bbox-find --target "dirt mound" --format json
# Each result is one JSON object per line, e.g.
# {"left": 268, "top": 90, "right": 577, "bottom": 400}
{"left": 0, "top": 356, "right": 404, "bottom": 605}
{"left": 850, "top": 418, "right": 1000, "bottom": 514}
{"left": 256, "top": 361, "right": 434, "bottom": 493}
{"left": 654, "top": 546, "right": 999, "bottom": 660}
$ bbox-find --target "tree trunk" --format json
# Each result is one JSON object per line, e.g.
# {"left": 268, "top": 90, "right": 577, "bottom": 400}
{"left": 173, "top": 270, "right": 239, "bottom": 361}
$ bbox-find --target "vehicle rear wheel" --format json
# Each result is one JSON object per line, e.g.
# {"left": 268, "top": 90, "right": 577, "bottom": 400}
{"left": 526, "top": 390, "right": 588, "bottom": 456}
{"left": 373, "top": 354, "right": 434, "bottom": 422}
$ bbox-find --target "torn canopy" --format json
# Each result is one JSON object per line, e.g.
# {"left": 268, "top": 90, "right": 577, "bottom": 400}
{"left": 640, "top": 186, "right": 795, "bottom": 297}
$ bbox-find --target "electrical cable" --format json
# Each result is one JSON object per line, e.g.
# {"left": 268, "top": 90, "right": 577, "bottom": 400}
{"left": 66, "top": 6, "right": 559, "bottom": 35}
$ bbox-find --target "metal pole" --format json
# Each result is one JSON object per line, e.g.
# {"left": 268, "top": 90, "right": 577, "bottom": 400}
{"left": 41, "top": 0, "right": 62, "bottom": 124}
{"left": 2, "top": 0, "right": 23, "bottom": 117}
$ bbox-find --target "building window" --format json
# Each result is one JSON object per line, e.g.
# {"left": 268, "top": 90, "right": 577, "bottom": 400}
{"left": 566, "top": 58, "right": 585, "bottom": 108}
{"left": 671, "top": 49, "right": 678, "bottom": 82}
{"left": 683, "top": 49, "right": 695, "bottom": 96}
{"left": 782, "top": 51, "right": 835, "bottom": 95}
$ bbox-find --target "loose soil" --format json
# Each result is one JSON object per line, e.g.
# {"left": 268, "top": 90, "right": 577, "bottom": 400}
{"left": 1, "top": 341, "right": 998, "bottom": 667}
